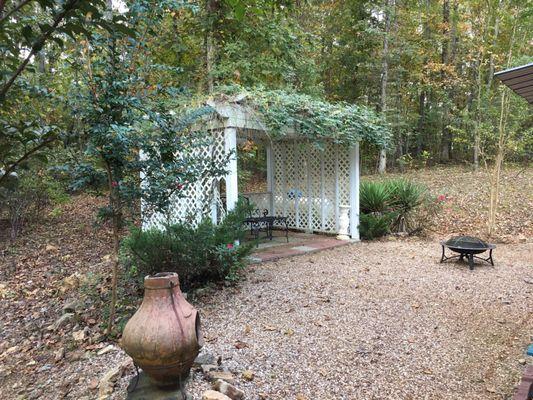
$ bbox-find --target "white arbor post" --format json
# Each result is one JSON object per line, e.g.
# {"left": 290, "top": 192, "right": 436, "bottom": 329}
{"left": 266, "top": 141, "right": 274, "bottom": 214}
{"left": 224, "top": 127, "right": 239, "bottom": 211}
{"left": 349, "top": 143, "right": 360, "bottom": 241}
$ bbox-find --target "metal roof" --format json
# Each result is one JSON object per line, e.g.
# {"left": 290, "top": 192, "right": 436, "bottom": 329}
{"left": 494, "top": 62, "right": 533, "bottom": 104}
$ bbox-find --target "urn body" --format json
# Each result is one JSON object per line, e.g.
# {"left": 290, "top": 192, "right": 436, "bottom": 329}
{"left": 121, "top": 273, "right": 203, "bottom": 388}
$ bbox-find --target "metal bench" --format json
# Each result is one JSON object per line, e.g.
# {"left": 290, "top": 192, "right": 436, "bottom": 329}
{"left": 242, "top": 202, "right": 289, "bottom": 243}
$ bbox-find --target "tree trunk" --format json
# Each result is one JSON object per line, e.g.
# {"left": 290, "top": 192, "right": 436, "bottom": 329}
{"left": 416, "top": 0, "right": 431, "bottom": 158}
{"left": 486, "top": 0, "right": 500, "bottom": 93}
{"left": 487, "top": 15, "right": 516, "bottom": 237}
{"left": 104, "top": 162, "right": 122, "bottom": 337}
{"left": 473, "top": 56, "right": 483, "bottom": 170}
{"left": 37, "top": 50, "right": 46, "bottom": 73}
{"left": 488, "top": 89, "right": 508, "bottom": 237}
{"left": 205, "top": 0, "right": 219, "bottom": 94}
{"left": 440, "top": 0, "right": 451, "bottom": 162}
{"left": 416, "top": 90, "right": 426, "bottom": 156}
{"left": 378, "top": 0, "right": 392, "bottom": 174}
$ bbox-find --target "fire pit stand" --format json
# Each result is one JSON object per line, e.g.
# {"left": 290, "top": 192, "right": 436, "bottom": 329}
{"left": 440, "top": 236, "right": 496, "bottom": 270}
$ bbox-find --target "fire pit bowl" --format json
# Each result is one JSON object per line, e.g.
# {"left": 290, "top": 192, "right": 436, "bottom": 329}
{"left": 440, "top": 236, "right": 496, "bottom": 270}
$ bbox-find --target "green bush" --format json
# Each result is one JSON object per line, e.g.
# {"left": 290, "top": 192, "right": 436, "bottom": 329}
{"left": 387, "top": 179, "right": 427, "bottom": 232}
{"left": 360, "top": 181, "right": 391, "bottom": 214}
{"left": 358, "top": 178, "right": 435, "bottom": 240}
{"left": 359, "top": 212, "right": 394, "bottom": 240}
{"left": 122, "top": 199, "right": 254, "bottom": 291}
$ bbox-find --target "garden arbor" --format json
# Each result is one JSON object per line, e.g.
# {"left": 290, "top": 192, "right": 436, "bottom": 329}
{"left": 143, "top": 90, "right": 389, "bottom": 240}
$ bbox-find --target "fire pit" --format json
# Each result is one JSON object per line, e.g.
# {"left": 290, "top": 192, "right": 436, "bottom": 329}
{"left": 440, "top": 236, "right": 495, "bottom": 270}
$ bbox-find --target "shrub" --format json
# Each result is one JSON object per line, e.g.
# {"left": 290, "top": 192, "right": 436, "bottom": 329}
{"left": 0, "top": 171, "right": 70, "bottom": 239}
{"left": 122, "top": 199, "right": 254, "bottom": 291}
{"left": 360, "top": 181, "right": 391, "bottom": 214}
{"left": 358, "top": 178, "right": 436, "bottom": 240}
{"left": 387, "top": 179, "right": 427, "bottom": 232}
{"left": 359, "top": 212, "right": 394, "bottom": 240}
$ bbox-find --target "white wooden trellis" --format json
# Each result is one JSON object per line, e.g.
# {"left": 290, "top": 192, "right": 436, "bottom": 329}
{"left": 271, "top": 139, "right": 352, "bottom": 234}
{"left": 142, "top": 101, "right": 360, "bottom": 240}
{"left": 141, "top": 128, "right": 227, "bottom": 230}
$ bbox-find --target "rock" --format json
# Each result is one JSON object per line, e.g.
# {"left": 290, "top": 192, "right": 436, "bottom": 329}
{"left": 202, "top": 364, "right": 219, "bottom": 374}
{"left": 98, "top": 360, "right": 132, "bottom": 400}
{"left": 88, "top": 379, "right": 99, "bottom": 390}
{"left": 207, "top": 371, "right": 236, "bottom": 384}
{"left": 194, "top": 351, "right": 217, "bottom": 368}
{"left": 212, "top": 379, "right": 244, "bottom": 400}
{"left": 45, "top": 244, "right": 59, "bottom": 252}
{"left": 52, "top": 313, "right": 75, "bottom": 330}
{"left": 518, "top": 358, "right": 527, "bottom": 365}
{"left": 242, "top": 370, "right": 254, "bottom": 381}
{"left": 202, "top": 390, "right": 232, "bottom": 400}
{"left": 38, "top": 364, "right": 52, "bottom": 372}
{"left": 54, "top": 347, "right": 65, "bottom": 362}
{"left": 97, "top": 345, "right": 117, "bottom": 356}
{"left": 72, "top": 329, "right": 87, "bottom": 342}
{"left": 62, "top": 300, "right": 82, "bottom": 314}
{"left": 524, "top": 277, "right": 533, "bottom": 285}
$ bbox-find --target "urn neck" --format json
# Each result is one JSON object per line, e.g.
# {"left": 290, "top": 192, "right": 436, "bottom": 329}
{"left": 143, "top": 273, "right": 182, "bottom": 299}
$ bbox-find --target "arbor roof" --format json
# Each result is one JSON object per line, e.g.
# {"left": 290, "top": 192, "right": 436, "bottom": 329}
{"left": 198, "top": 87, "right": 390, "bottom": 148}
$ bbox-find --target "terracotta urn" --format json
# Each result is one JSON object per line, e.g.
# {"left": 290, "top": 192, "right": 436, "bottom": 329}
{"left": 121, "top": 272, "right": 203, "bottom": 388}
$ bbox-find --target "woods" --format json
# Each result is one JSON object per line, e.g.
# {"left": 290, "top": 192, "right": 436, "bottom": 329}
{"left": 1, "top": 1, "right": 531, "bottom": 185}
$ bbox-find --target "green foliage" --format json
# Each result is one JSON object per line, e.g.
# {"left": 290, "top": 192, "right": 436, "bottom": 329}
{"left": 359, "top": 213, "right": 393, "bottom": 240}
{"left": 0, "top": 0, "right": 133, "bottom": 187}
{"left": 388, "top": 179, "right": 426, "bottom": 215}
{"left": 192, "top": 86, "right": 390, "bottom": 148}
{"left": 122, "top": 200, "right": 254, "bottom": 290}
{"left": 360, "top": 181, "right": 391, "bottom": 214}
{"left": 359, "top": 178, "right": 435, "bottom": 239}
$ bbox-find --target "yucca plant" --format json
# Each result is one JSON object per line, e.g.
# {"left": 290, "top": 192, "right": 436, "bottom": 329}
{"left": 360, "top": 181, "right": 392, "bottom": 214}
{"left": 386, "top": 179, "right": 427, "bottom": 232}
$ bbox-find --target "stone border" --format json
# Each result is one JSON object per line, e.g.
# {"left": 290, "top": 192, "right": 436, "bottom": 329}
{"left": 513, "top": 365, "right": 533, "bottom": 400}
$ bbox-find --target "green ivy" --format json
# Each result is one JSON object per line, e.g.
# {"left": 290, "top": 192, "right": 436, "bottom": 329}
{"left": 191, "top": 86, "right": 390, "bottom": 148}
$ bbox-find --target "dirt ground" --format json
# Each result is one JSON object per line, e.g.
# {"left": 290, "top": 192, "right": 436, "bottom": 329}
{"left": 0, "top": 165, "right": 531, "bottom": 400}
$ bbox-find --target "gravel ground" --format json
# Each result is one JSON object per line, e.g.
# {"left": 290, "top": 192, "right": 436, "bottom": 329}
{"left": 113, "top": 238, "right": 532, "bottom": 400}
{"left": 2, "top": 238, "right": 531, "bottom": 400}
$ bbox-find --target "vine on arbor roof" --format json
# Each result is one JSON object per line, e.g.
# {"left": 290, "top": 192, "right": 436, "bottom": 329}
{"left": 180, "top": 86, "right": 391, "bottom": 148}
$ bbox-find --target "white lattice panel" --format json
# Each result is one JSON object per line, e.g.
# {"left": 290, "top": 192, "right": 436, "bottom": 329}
{"left": 142, "top": 129, "right": 226, "bottom": 230}
{"left": 271, "top": 140, "right": 349, "bottom": 234}
{"left": 244, "top": 192, "right": 272, "bottom": 215}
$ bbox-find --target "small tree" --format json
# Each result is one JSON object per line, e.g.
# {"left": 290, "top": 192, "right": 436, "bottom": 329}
{"left": 77, "top": 13, "right": 228, "bottom": 335}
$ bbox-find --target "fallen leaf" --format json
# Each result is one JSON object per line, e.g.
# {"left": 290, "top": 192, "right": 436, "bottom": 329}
{"left": 234, "top": 340, "right": 248, "bottom": 349}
